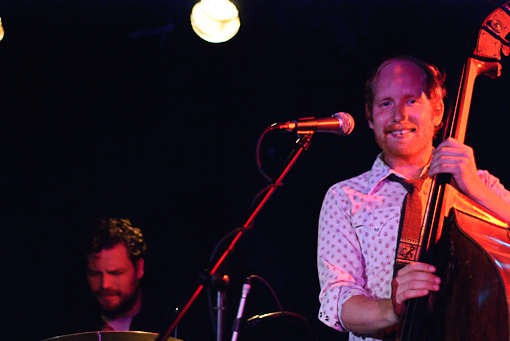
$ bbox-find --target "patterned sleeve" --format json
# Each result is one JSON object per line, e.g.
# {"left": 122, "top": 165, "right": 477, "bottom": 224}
{"left": 317, "top": 184, "right": 371, "bottom": 332}
{"left": 477, "top": 170, "right": 510, "bottom": 204}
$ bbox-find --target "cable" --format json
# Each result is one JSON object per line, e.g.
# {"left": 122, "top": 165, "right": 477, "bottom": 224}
{"left": 255, "top": 126, "right": 273, "bottom": 182}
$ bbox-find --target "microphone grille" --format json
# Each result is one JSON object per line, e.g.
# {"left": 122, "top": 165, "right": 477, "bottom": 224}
{"left": 333, "top": 112, "right": 355, "bottom": 136}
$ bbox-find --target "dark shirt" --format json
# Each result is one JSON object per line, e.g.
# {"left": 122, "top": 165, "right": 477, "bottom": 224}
{"left": 46, "top": 293, "right": 176, "bottom": 339}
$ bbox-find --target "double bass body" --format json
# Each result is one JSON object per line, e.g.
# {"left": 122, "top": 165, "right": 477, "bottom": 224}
{"left": 398, "top": 2, "right": 510, "bottom": 340}
{"left": 426, "top": 185, "right": 510, "bottom": 340}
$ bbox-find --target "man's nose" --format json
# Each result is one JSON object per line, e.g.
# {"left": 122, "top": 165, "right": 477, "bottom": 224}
{"left": 101, "top": 274, "right": 114, "bottom": 289}
{"left": 392, "top": 102, "right": 407, "bottom": 122}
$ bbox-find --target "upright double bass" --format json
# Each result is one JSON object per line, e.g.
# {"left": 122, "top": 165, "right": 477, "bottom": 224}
{"left": 398, "top": 2, "right": 510, "bottom": 340}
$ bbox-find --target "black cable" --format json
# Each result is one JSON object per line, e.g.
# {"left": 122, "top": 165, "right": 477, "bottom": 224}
{"left": 255, "top": 126, "right": 273, "bottom": 182}
{"left": 242, "top": 275, "right": 318, "bottom": 341}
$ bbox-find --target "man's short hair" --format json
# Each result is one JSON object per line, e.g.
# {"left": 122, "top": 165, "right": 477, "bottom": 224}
{"left": 86, "top": 217, "right": 147, "bottom": 263}
{"left": 365, "top": 56, "right": 447, "bottom": 132}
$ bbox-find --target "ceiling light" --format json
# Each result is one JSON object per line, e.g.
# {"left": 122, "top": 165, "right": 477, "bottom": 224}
{"left": 190, "top": 0, "right": 240, "bottom": 43}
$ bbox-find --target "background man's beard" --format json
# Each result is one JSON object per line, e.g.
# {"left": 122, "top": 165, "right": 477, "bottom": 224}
{"left": 99, "top": 288, "right": 141, "bottom": 319}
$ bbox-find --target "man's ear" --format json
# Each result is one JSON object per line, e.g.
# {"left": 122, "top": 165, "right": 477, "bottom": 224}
{"left": 433, "top": 99, "right": 444, "bottom": 126}
{"left": 136, "top": 258, "right": 145, "bottom": 280}
{"left": 366, "top": 105, "right": 374, "bottom": 129}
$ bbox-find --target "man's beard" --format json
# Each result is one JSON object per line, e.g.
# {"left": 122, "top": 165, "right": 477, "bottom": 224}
{"left": 373, "top": 125, "right": 435, "bottom": 162}
{"left": 96, "top": 288, "right": 141, "bottom": 319}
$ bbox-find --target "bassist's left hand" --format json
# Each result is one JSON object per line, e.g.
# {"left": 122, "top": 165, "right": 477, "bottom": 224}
{"left": 428, "top": 137, "right": 485, "bottom": 198}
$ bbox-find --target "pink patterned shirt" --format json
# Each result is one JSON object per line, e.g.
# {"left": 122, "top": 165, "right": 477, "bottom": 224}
{"left": 317, "top": 153, "right": 510, "bottom": 341}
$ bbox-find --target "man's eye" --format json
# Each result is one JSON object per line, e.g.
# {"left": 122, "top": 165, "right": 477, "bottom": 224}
{"left": 407, "top": 99, "right": 417, "bottom": 104}
{"left": 379, "top": 102, "right": 390, "bottom": 108}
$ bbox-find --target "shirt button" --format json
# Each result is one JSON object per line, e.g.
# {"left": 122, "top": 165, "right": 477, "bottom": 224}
{"left": 374, "top": 227, "right": 380, "bottom": 232}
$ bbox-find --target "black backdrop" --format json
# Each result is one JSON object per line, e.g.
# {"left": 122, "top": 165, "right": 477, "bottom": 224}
{"left": 2, "top": 0, "right": 510, "bottom": 340}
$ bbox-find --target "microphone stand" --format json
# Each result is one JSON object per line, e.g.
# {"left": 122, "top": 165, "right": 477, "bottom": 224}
{"left": 214, "top": 273, "right": 229, "bottom": 341}
{"left": 155, "top": 133, "right": 314, "bottom": 341}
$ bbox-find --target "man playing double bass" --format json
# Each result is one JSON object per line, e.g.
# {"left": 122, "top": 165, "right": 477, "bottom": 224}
{"left": 317, "top": 56, "right": 510, "bottom": 341}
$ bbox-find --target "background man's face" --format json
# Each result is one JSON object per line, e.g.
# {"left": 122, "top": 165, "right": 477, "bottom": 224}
{"left": 86, "top": 243, "right": 144, "bottom": 317}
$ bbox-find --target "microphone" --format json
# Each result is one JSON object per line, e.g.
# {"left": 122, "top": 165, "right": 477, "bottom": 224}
{"left": 269, "top": 112, "right": 354, "bottom": 136}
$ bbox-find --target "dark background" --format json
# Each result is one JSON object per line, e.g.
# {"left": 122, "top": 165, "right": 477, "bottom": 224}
{"left": 2, "top": 0, "right": 510, "bottom": 340}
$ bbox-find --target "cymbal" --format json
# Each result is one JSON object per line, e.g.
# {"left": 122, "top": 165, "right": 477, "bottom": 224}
{"left": 42, "top": 331, "right": 181, "bottom": 341}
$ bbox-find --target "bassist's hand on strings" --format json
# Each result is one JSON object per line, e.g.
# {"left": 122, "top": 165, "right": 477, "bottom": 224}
{"left": 391, "top": 262, "right": 441, "bottom": 318}
{"left": 429, "top": 137, "right": 483, "bottom": 197}
{"left": 429, "top": 137, "right": 510, "bottom": 223}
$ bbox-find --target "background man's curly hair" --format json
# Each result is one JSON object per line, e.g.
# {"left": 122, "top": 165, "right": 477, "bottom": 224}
{"left": 86, "top": 217, "right": 147, "bottom": 263}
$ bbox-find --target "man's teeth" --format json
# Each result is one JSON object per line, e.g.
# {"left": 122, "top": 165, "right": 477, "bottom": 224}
{"left": 391, "top": 129, "right": 413, "bottom": 135}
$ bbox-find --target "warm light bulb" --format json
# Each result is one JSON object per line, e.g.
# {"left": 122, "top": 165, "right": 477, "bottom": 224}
{"left": 0, "top": 18, "right": 4, "bottom": 42}
{"left": 190, "top": 0, "right": 240, "bottom": 43}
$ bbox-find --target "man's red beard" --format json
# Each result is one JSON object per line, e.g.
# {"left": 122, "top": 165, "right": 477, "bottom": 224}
{"left": 94, "top": 287, "right": 140, "bottom": 318}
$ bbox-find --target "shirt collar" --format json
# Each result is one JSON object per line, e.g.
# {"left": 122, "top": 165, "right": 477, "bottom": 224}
{"left": 366, "top": 152, "right": 431, "bottom": 195}
{"left": 102, "top": 315, "right": 134, "bottom": 332}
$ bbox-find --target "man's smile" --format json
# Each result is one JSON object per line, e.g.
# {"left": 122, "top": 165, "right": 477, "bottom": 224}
{"left": 384, "top": 124, "right": 417, "bottom": 137}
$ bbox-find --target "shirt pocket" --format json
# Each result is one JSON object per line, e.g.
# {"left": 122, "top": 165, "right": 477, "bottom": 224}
{"left": 352, "top": 206, "right": 400, "bottom": 237}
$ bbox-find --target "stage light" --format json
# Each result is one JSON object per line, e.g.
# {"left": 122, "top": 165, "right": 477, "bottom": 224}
{"left": 190, "top": 0, "right": 240, "bottom": 43}
{"left": 0, "top": 18, "right": 4, "bottom": 42}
